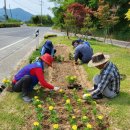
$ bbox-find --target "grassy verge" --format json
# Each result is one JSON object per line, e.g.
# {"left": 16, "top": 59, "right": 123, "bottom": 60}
{"left": 48, "top": 36, "right": 130, "bottom": 130}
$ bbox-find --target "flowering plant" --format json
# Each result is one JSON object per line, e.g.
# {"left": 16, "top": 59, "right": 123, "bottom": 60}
{"left": 65, "top": 75, "right": 77, "bottom": 84}
{"left": 53, "top": 124, "right": 59, "bottom": 130}
{"left": 1, "top": 78, "right": 11, "bottom": 88}
{"left": 33, "top": 121, "right": 42, "bottom": 130}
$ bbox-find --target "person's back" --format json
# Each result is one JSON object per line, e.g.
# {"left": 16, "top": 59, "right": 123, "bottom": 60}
{"left": 40, "top": 40, "right": 54, "bottom": 56}
{"left": 75, "top": 43, "right": 93, "bottom": 63}
{"left": 101, "top": 61, "right": 120, "bottom": 93}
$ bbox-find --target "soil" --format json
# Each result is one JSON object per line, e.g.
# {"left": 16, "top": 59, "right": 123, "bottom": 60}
{"left": 23, "top": 44, "right": 109, "bottom": 130}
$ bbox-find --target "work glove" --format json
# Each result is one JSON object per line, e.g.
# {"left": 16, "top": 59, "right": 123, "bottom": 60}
{"left": 54, "top": 86, "right": 60, "bottom": 91}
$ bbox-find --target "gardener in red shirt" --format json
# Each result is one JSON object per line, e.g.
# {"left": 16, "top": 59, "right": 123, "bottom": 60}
{"left": 11, "top": 53, "right": 59, "bottom": 102}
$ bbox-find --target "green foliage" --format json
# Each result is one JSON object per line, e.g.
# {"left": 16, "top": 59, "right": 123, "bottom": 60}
{"left": 0, "top": 22, "right": 21, "bottom": 28}
{"left": 30, "top": 15, "right": 53, "bottom": 25}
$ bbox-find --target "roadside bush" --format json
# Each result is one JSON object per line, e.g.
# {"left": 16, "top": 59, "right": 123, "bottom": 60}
{"left": 0, "top": 23, "right": 21, "bottom": 28}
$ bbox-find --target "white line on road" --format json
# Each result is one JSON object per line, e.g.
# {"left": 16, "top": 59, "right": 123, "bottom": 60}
{"left": 0, "top": 37, "right": 30, "bottom": 51}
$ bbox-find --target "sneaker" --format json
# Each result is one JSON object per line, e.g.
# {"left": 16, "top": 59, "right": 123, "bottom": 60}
{"left": 22, "top": 96, "right": 32, "bottom": 103}
{"left": 92, "top": 94, "right": 103, "bottom": 99}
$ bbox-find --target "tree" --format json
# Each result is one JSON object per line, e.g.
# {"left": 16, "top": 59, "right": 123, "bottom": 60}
{"left": 64, "top": 12, "right": 77, "bottom": 38}
{"left": 80, "top": 13, "right": 96, "bottom": 39}
{"left": 95, "top": 0, "right": 119, "bottom": 42}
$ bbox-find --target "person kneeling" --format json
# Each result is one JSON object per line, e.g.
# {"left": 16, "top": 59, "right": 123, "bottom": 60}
{"left": 83, "top": 52, "right": 120, "bottom": 99}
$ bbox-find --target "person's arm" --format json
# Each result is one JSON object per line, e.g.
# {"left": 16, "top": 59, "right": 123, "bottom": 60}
{"left": 91, "top": 73, "right": 110, "bottom": 96}
{"left": 31, "top": 68, "right": 54, "bottom": 89}
{"left": 74, "top": 48, "right": 80, "bottom": 63}
{"left": 40, "top": 46, "right": 46, "bottom": 55}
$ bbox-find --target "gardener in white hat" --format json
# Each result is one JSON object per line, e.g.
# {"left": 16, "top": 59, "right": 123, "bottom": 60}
{"left": 83, "top": 52, "right": 120, "bottom": 99}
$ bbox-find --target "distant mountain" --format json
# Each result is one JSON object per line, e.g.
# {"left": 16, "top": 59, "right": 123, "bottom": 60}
{"left": 0, "top": 8, "right": 33, "bottom": 21}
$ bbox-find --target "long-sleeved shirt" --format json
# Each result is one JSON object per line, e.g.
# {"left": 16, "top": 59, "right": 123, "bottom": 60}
{"left": 92, "top": 62, "right": 120, "bottom": 96}
{"left": 74, "top": 43, "right": 93, "bottom": 63}
{"left": 30, "top": 68, "right": 54, "bottom": 89}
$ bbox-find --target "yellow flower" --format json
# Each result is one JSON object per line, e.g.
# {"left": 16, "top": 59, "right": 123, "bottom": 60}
{"left": 83, "top": 116, "right": 87, "bottom": 120}
{"left": 2, "top": 78, "right": 7, "bottom": 83}
{"left": 49, "top": 106, "right": 54, "bottom": 111}
{"left": 33, "top": 121, "right": 39, "bottom": 126}
{"left": 72, "top": 116, "right": 76, "bottom": 119}
{"left": 59, "top": 89, "right": 63, "bottom": 93}
{"left": 53, "top": 124, "right": 59, "bottom": 129}
{"left": 38, "top": 104, "right": 42, "bottom": 108}
{"left": 66, "top": 99, "right": 70, "bottom": 104}
{"left": 72, "top": 125, "right": 77, "bottom": 130}
{"left": 70, "top": 77, "right": 74, "bottom": 80}
{"left": 77, "top": 98, "right": 81, "bottom": 102}
{"left": 36, "top": 99, "right": 40, "bottom": 102}
{"left": 97, "top": 115, "right": 103, "bottom": 120}
{"left": 86, "top": 123, "right": 92, "bottom": 129}
{"left": 84, "top": 93, "right": 91, "bottom": 97}
{"left": 34, "top": 96, "right": 39, "bottom": 99}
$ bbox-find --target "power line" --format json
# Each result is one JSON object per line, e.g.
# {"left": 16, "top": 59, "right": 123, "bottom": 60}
{"left": 13, "top": 0, "right": 39, "bottom": 14}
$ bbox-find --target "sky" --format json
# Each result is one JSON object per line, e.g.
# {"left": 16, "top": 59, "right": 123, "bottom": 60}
{"left": 0, "top": 0, "right": 55, "bottom": 16}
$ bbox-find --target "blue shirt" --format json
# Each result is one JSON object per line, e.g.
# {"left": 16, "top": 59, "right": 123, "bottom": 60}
{"left": 74, "top": 43, "right": 93, "bottom": 63}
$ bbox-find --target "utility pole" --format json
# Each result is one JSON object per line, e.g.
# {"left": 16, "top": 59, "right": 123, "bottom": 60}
{"left": 9, "top": 4, "right": 12, "bottom": 18}
{"left": 41, "top": 0, "right": 42, "bottom": 25}
{"left": 4, "top": 0, "right": 8, "bottom": 20}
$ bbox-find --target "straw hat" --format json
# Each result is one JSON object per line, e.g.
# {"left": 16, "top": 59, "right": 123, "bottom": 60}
{"left": 88, "top": 52, "right": 110, "bottom": 67}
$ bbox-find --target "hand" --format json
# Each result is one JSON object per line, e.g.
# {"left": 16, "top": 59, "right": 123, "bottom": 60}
{"left": 54, "top": 86, "right": 60, "bottom": 91}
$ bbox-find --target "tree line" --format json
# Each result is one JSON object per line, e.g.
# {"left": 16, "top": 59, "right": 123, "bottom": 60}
{"left": 49, "top": 0, "right": 130, "bottom": 41}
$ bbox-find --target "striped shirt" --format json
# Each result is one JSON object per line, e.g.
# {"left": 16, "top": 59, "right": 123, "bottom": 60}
{"left": 92, "top": 62, "right": 120, "bottom": 96}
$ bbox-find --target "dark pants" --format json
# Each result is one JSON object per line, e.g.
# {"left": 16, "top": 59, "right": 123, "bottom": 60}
{"left": 12, "top": 75, "right": 32, "bottom": 96}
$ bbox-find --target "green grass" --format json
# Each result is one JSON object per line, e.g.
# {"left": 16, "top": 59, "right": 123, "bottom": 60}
{"left": 0, "top": 92, "right": 34, "bottom": 130}
{"left": 48, "top": 36, "right": 130, "bottom": 130}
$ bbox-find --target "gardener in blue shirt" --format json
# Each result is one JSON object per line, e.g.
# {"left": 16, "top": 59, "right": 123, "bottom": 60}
{"left": 72, "top": 40, "right": 93, "bottom": 64}
{"left": 83, "top": 52, "right": 120, "bottom": 99}
{"left": 76, "top": 38, "right": 91, "bottom": 48}
{"left": 40, "top": 40, "right": 56, "bottom": 57}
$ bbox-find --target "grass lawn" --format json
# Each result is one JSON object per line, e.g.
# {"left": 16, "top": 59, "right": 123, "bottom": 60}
{"left": 0, "top": 36, "right": 130, "bottom": 130}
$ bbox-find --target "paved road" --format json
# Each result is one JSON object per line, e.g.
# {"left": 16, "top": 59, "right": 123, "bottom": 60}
{"left": 0, "top": 26, "right": 65, "bottom": 82}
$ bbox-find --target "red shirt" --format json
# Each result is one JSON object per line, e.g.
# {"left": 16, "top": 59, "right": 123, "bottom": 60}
{"left": 30, "top": 68, "right": 54, "bottom": 89}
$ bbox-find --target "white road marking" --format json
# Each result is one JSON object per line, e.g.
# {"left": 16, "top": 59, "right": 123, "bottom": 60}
{"left": 0, "top": 37, "right": 30, "bottom": 51}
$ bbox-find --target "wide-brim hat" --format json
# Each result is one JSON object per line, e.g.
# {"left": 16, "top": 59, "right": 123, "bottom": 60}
{"left": 40, "top": 53, "right": 53, "bottom": 67}
{"left": 88, "top": 52, "right": 110, "bottom": 67}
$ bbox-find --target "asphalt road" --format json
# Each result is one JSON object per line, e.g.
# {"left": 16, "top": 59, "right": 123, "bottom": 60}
{"left": 0, "top": 26, "right": 65, "bottom": 82}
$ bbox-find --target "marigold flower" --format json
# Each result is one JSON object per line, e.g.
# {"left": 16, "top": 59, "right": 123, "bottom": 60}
{"left": 86, "top": 123, "right": 92, "bottom": 129}
{"left": 59, "top": 89, "right": 63, "bottom": 93}
{"left": 34, "top": 96, "right": 39, "bottom": 99}
{"left": 2, "top": 78, "right": 7, "bottom": 83}
{"left": 97, "top": 115, "right": 103, "bottom": 120}
{"left": 84, "top": 93, "right": 91, "bottom": 97}
{"left": 72, "top": 125, "right": 77, "bottom": 130}
{"left": 36, "top": 99, "right": 40, "bottom": 102}
{"left": 66, "top": 99, "right": 70, "bottom": 104}
{"left": 49, "top": 106, "right": 54, "bottom": 111}
{"left": 38, "top": 104, "right": 42, "bottom": 108}
{"left": 72, "top": 116, "right": 76, "bottom": 119}
{"left": 33, "top": 121, "right": 39, "bottom": 126}
{"left": 53, "top": 124, "right": 59, "bottom": 129}
{"left": 83, "top": 116, "right": 87, "bottom": 120}
{"left": 77, "top": 98, "right": 81, "bottom": 102}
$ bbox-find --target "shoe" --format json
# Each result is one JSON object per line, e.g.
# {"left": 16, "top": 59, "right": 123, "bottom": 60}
{"left": 92, "top": 94, "right": 103, "bottom": 99}
{"left": 22, "top": 96, "right": 32, "bottom": 103}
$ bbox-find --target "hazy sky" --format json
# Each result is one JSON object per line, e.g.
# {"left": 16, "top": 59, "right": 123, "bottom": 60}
{"left": 0, "top": 0, "right": 55, "bottom": 16}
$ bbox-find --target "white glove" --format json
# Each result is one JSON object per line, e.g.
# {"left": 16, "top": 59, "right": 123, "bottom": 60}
{"left": 54, "top": 86, "right": 60, "bottom": 91}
